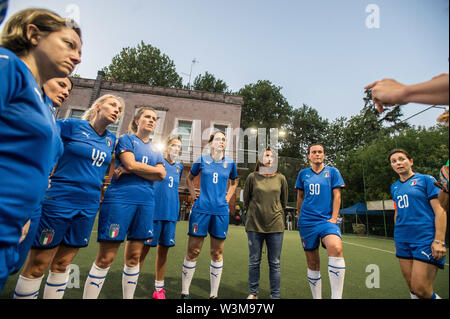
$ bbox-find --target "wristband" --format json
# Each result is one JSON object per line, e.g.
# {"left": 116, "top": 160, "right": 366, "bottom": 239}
{"left": 434, "top": 240, "right": 445, "bottom": 245}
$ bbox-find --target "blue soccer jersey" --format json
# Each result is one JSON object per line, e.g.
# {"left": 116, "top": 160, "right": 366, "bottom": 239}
{"left": 190, "top": 154, "right": 238, "bottom": 216}
{"left": 295, "top": 166, "right": 345, "bottom": 225}
{"left": 154, "top": 159, "right": 184, "bottom": 221}
{"left": 0, "top": 47, "right": 63, "bottom": 245}
{"left": 44, "top": 118, "right": 116, "bottom": 209}
{"left": 391, "top": 173, "right": 440, "bottom": 244}
{"left": 102, "top": 134, "right": 164, "bottom": 205}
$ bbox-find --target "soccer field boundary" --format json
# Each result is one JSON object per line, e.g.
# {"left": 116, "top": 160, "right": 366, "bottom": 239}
{"left": 342, "top": 239, "right": 449, "bottom": 267}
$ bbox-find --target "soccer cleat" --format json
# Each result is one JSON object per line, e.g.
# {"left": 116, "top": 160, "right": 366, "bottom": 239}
{"left": 180, "top": 294, "right": 190, "bottom": 299}
{"left": 247, "top": 294, "right": 258, "bottom": 299}
{"left": 153, "top": 289, "right": 166, "bottom": 299}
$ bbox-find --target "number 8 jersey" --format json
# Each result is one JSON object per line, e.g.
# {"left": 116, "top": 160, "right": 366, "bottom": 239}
{"left": 390, "top": 173, "right": 440, "bottom": 244}
{"left": 295, "top": 166, "right": 345, "bottom": 225}
{"left": 191, "top": 154, "right": 238, "bottom": 216}
{"left": 43, "top": 118, "right": 116, "bottom": 209}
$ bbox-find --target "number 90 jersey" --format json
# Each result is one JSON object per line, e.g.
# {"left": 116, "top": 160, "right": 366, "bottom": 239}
{"left": 295, "top": 166, "right": 345, "bottom": 225}
{"left": 391, "top": 173, "right": 440, "bottom": 244}
{"left": 44, "top": 118, "right": 116, "bottom": 209}
{"left": 191, "top": 154, "right": 238, "bottom": 216}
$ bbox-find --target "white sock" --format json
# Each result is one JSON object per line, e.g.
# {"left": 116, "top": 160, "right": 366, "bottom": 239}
{"left": 122, "top": 264, "right": 140, "bottom": 299}
{"left": 14, "top": 275, "right": 44, "bottom": 299}
{"left": 43, "top": 269, "right": 70, "bottom": 299}
{"left": 307, "top": 268, "right": 322, "bottom": 299}
{"left": 155, "top": 280, "right": 164, "bottom": 292}
{"left": 328, "top": 256, "right": 346, "bottom": 299}
{"left": 83, "top": 263, "right": 109, "bottom": 299}
{"left": 210, "top": 259, "right": 223, "bottom": 298}
{"left": 181, "top": 258, "right": 196, "bottom": 296}
{"left": 410, "top": 291, "right": 419, "bottom": 299}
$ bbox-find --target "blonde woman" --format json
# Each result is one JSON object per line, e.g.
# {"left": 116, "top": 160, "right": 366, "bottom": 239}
{"left": 83, "top": 107, "right": 166, "bottom": 299}
{"left": 14, "top": 94, "right": 123, "bottom": 299}
{"left": 139, "top": 135, "right": 184, "bottom": 299}
{"left": 0, "top": 8, "right": 81, "bottom": 293}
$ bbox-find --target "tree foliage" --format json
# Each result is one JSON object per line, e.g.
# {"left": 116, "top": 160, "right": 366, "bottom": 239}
{"left": 191, "top": 71, "right": 230, "bottom": 93}
{"left": 102, "top": 41, "right": 183, "bottom": 88}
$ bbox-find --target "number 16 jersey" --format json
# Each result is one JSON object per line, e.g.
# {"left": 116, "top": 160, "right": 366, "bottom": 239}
{"left": 43, "top": 118, "right": 116, "bottom": 209}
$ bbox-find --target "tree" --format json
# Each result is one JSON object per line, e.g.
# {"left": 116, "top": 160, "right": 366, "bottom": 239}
{"left": 238, "top": 80, "right": 293, "bottom": 131}
{"left": 102, "top": 41, "right": 183, "bottom": 88}
{"left": 191, "top": 71, "right": 230, "bottom": 93}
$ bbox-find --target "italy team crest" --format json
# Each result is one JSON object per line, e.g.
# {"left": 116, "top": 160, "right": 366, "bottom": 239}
{"left": 106, "top": 137, "right": 112, "bottom": 147}
{"left": 40, "top": 229, "right": 55, "bottom": 245}
{"left": 223, "top": 162, "right": 228, "bottom": 168}
{"left": 324, "top": 171, "right": 330, "bottom": 178}
{"left": 109, "top": 224, "right": 120, "bottom": 238}
{"left": 410, "top": 179, "right": 417, "bottom": 186}
{"left": 192, "top": 223, "right": 199, "bottom": 234}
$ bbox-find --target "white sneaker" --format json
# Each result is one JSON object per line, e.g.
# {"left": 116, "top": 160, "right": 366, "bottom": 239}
{"left": 247, "top": 294, "right": 258, "bottom": 299}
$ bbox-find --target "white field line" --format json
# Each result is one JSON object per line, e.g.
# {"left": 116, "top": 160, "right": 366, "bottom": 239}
{"left": 343, "top": 240, "right": 449, "bottom": 267}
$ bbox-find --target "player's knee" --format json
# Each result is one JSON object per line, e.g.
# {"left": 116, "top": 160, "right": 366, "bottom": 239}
{"left": 187, "top": 248, "right": 201, "bottom": 261}
{"left": 95, "top": 255, "right": 114, "bottom": 269}
{"left": 411, "top": 283, "right": 432, "bottom": 299}
{"left": 50, "top": 259, "right": 70, "bottom": 273}
{"left": 210, "top": 249, "right": 223, "bottom": 262}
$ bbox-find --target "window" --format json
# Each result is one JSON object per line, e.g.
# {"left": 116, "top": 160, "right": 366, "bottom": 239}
{"left": 69, "top": 109, "right": 84, "bottom": 119}
{"left": 213, "top": 124, "right": 228, "bottom": 134}
{"left": 177, "top": 121, "right": 193, "bottom": 154}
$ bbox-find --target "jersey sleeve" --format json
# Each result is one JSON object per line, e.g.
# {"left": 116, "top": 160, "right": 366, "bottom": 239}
{"left": 115, "top": 135, "right": 133, "bottom": 157}
{"left": 331, "top": 168, "right": 346, "bottom": 189}
{"left": 295, "top": 171, "right": 303, "bottom": 190}
{"left": 229, "top": 161, "right": 238, "bottom": 180}
{"left": 56, "top": 118, "right": 74, "bottom": 140}
{"left": 425, "top": 175, "right": 440, "bottom": 200}
{"left": 0, "top": 53, "right": 18, "bottom": 114}
{"left": 190, "top": 156, "right": 202, "bottom": 176}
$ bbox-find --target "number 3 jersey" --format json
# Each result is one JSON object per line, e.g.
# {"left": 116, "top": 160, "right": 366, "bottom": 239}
{"left": 43, "top": 118, "right": 116, "bottom": 209}
{"left": 153, "top": 158, "right": 184, "bottom": 221}
{"left": 191, "top": 154, "right": 238, "bottom": 216}
{"left": 391, "top": 173, "right": 440, "bottom": 244}
{"left": 295, "top": 166, "right": 345, "bottom": 225}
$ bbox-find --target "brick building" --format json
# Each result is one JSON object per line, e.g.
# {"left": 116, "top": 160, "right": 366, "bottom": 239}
{"left": 57, "top": 71, "right": 245, "bottom": 219}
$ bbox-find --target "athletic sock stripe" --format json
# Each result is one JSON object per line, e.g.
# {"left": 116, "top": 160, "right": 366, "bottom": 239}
{"left": 123, "top": 271, "right": 140, "bottom": 276}
{"left": 210, "top": 264, "right": 223, "bottom": 269}
{"left": 14, "top": 289, "right": 40, "bottom": 297}
{"left": 307, "top": 276, "right": 321, "bottom": 281}
{"left": 87, "top": 273, "right": 107, "bottom": 279}
{"left": 45, "top": 281, "right": 68, "bottom": 287}
{"left": 183, "top": 264, "right": 196, "bottom": 269}
{"left": 328, "top": 264, "right": 346, "bottom": 269}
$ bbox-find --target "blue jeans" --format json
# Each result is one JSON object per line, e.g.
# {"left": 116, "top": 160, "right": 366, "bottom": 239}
{"left": 247, "top": 231, "right": 284, "bottom": 298}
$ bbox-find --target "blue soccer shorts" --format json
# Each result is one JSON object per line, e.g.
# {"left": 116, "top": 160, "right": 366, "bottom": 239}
{"left": 145, "top": 220, "right": 177, "bottom": 247}
{"left": 298, "top": 220, "right": 342, "bottom": 251}
{"left": 188, "top": 212, "right": 228, "bottom": 239}
{"left": 0, "top": 244, "right": 19, "bottom": 292}
{"left": 395, "top": 241, "right": 446, "bottom": 269}
{"left": 32, "top": 205, "right": 98, "bottom": 249}
{"left": 98, "top": 202, "right": 154, "bottom": 242}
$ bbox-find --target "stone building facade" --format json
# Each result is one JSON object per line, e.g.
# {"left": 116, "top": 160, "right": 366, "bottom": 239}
{"left": 57, "top": 71, "right": 245, "bottom": 220}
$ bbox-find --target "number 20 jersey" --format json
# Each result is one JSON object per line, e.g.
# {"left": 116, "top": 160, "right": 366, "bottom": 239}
{"left": 391, "top": 173, "right": 440, "bottom": 244}
{"left": 43, "top": 118, "right": 116, "bottom": 209}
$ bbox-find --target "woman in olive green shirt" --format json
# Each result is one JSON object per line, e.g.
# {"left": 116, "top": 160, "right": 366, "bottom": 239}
{"left": 243, "top": 149, "right": 288, "bottom": 299}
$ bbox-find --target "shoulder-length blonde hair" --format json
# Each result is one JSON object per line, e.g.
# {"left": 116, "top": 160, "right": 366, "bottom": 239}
{"left": 128, "top": 107, "right": 157, "bottom": 134}
{"left": 0, "top": 8, "right": 82, "bottom": 57}
{"left": 82, "top": 94, "right": 124, "bottom": 123}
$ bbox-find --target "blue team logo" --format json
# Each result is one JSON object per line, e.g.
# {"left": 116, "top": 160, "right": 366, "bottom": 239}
{"left": 410, "top": 179, "right": 418, "bottom": 186}
{"left": 192, "top": 223, "right": 199, "bottom": 234}
{"left": 324, "top": 171, "right": 330, "bottom": 178}
{"left": 109, "top": 224, "right": 120, "bottom": 238}
{"left": 106, "top": 137, "right": 112, "bottom": 147}
{"left": 223, "top": 162, "right": 228, "bottom": 168}
{"left": 40, "top": 229, "right": 55, "bottom": 246}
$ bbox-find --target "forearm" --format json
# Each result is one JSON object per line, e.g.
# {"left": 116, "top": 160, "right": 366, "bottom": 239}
{"left": 123, "top": 161, "right": 165, "bottom": 181}
{"left": 226, "top": 180, "right": 238, "bottom": 201}
{"left": 296, "top": 191, "right": 304, "bottom": 216}
{"left": 434, "top": 209, "right": 447, "bottom": 243}
{"left": 404, "top": 75, "right": 449, "bottom": 106}
{"left": 331, "top": 191, "right": 341, "bottom": 219}
{"left": 186, "top": 175, "right": 197, "bottom": 202}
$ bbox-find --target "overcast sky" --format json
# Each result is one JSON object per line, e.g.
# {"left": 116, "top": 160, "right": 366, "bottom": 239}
{"left": 2, "top": 0, "right": 449, "bottom": 127}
